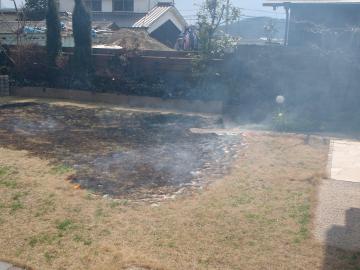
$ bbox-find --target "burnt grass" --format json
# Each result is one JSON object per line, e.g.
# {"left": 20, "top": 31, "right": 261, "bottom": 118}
{"left": 0, "top": 103, "right": 241, "bottom": 200}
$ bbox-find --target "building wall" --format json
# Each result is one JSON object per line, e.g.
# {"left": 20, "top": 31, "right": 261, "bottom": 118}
{"left": 135, "top": 0, "right": 158, "bottom": 13}
{"left": 102, "top": 0, "right": 113, "bottom": 12}
{"left": 60, "top": 0, "right": 74, "bottom": 12}
{"left": 59, "top": 0, "right": 157, "bottom": 12}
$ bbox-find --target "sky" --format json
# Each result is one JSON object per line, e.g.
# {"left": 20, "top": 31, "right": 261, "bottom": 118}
{"left": 1, "top": 0, "right": 285, "bottom": 20}
{"left": 176, "top": 0, "right": 285, "bottom": 22}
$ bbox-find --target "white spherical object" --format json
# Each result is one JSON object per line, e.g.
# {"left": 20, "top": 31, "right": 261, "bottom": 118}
{"left": 276, "top": 95, "right": 285, "bottom": 104}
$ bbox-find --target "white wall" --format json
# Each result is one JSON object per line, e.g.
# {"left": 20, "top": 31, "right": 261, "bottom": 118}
{"left": 59, "top": 0, "right": 74, "bottom": 12}
{"left": 102, "top": 0, "right": 112, "bottom": 12}
{"left": 59, "top": 0, "right": 156, "bottom": 13}
{"left": 134, "top": 0, "right": 157, "bottom": 13}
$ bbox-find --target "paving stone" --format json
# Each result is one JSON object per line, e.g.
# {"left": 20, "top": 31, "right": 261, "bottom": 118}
{"left": 330, "top": 140, "right": 360, "bottom": 183}
{"left": 0, "top": 262, "right": 13, "bottom": 270}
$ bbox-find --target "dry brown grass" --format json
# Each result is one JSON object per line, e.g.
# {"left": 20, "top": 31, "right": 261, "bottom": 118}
{"left": 0, "top": 131, "right": 357, "bottom": 270}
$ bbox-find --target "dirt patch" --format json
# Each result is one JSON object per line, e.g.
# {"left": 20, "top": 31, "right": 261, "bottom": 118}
{"left": 0, "top": 102, "right": 240, "bottom": 200}
{"left": 95, "top": 28, "right": 173, "bottom": 51}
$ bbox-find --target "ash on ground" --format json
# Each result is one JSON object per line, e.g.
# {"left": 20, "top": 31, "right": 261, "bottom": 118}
{"left": 0, "top": 103, "right": 241, "bottom": 200}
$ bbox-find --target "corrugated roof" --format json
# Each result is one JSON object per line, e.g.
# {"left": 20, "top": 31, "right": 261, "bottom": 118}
{"left": 133, "top": 4, "right": 173, "bottom": 28}
{"left": 264, "top": 0, "right": 360, "bottom": 6}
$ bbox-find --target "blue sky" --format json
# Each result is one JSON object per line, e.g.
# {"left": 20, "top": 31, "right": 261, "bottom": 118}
{"left": 176, "top": 0, "right": 284, "bottom": 21}
{"left": 1, "top": 0, "right": 285, "bottom": 19}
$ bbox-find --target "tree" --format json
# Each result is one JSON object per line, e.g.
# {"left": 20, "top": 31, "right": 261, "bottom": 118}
{"left": 46, "top": 0, "right": 62, "bottom": 67}
{"left": 264, "top": 20, "right": 279, "bottom": 44}
{"left": 72, "top": 0, "right": 92, "bottom": 84}
{"left": 24, "top": 0, "right": 47, "bottom": 21}
{"left": 197, "top": 0, "right": 240, "bottom": 56}
{"left": 190, "top": 0, "right": 240, "bottom": 101}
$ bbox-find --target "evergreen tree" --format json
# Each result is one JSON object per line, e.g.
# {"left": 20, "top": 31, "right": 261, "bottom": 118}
{"left": 46, "top": 0, "right": 62, "bottom": 67}
{"left": 72, "top": 0, "right": 92, "bottom": 79}
{"left": 24, "top": 0, "right": 47, "bottom": 21}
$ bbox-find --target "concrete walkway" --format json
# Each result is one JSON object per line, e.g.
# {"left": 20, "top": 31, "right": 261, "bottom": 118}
{"left": 315, "top": 140, "right": 360, "bottom": 251}
{"left": 330, "top": 140, "right": 360, "bottom": 183}
{"left": 0, "top": 261, "right": 24, "bottom": 270}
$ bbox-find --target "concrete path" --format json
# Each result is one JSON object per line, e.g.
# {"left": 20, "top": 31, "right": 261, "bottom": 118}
{"left": 330, "top": 140, "right": 360, "bottom": 183}
{"left": 0, "top": 261, "right": 24, "bottom": 270}
{"left": 315, "top": 139, "right": 360, "bottom": 251}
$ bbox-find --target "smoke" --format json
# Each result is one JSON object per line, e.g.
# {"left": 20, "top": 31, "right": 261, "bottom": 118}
{"left": 11, "top": 117, "right": 59, "bottom": 135}
{"left": 220, "top": 30, "right": 360, "bottom": 133}
{"left": 0, "top": 103, "right": 241, "bottom": 199}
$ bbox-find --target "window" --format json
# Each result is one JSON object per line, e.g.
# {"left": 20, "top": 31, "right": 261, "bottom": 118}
{"left": 84, "top": 0, "right": 102, "bottom": 11}
{"left": 113, "top": 0, "right": 134, "bottom": 11}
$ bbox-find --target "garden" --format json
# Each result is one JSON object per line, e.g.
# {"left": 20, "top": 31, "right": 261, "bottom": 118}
{"left": 0, "top": 98, "right": 359, "bottom": 270}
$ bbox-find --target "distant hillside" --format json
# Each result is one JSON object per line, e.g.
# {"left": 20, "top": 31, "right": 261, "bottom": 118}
{"left": 220, "top": 16, "right": 285, "bottom": 41}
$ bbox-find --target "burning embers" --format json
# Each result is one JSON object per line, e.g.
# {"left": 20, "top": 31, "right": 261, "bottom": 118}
{"left": 0, "top": 102, "right": 241, "bottom": 200}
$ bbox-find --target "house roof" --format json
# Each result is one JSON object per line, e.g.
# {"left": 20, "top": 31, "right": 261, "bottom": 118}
{"left": 133, "top": 3, "right": 186, "bottom": 30}
{"left": 264, "top": 0, "right": 360, "bottom": 6}
{"left": 133, "top": 4, "right": 173, "bottom": 28}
